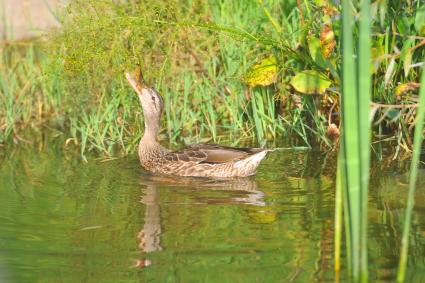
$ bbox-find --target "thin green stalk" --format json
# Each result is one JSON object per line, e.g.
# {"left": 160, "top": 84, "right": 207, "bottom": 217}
{"left": 358, "top": 0, "right": 371, "bottom": 281}
{"left": 334, "top": 161, "right": 343, "bottom": 275}
{"left": 397, "top": 68, "right": 425, "bottom": 283}
{"left": 341, "top": 141, "right": 352, "bottom": 276}
{"left": 341, "top": 0, "right": 360, "bottom": 278}
{"left": 251, "top": 91, "right": 264, "bottom": 141}
{"left": 339, "top": 0, "right": 372, "bottom": 281}
{"left": 257, "top": 0, "right": 282, "bottom": 34}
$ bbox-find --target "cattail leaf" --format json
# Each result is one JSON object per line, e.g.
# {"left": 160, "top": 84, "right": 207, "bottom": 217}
{"left": 290, "top": 70, "right": 332, "bottom": 95}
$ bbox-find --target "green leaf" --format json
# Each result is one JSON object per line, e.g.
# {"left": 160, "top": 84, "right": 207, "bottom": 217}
{"left": 243, "top": 55, "right": 278, "bottom": 88}
{"left": 396, "top": 16, "right": 412, "bottom": 35}
{"left": 290, "top": 70, "right": 332, "bottom": 95}
{"left": 313, "top": 0, "right": 328, "bottom": 6}
{"left": 371, "top": 46, "right": 385, "bottom": 74}
{"left": 415, "top": 5, "right": 425, "bottom": 35}
{"left": 308, "top": 36, "right": 327, "bottom": 68}
{"left": 403, "top": 50, "right": 413, "bottom": 77}
{"left": 308, "top": 36, "right": 321, "bottom": 62}
{"left": 400, "top": 39, "right": 414, "bottom": 77}
{"left": 307, "top": 35, "right": 338, "bottom": 79}
{"left": 379, "top": 0, "right": 387, "bottom": 27}
{"left": 385, "top": 108, "right": 400, "bottom": 120}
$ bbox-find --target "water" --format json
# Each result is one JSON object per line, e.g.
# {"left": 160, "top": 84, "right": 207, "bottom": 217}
{"left": 1, "top": 139, "right": 425, "bottom": 282}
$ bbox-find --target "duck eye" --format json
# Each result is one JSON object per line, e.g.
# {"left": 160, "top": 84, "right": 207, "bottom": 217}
{"left": 151, "top": 96, "right": 155, "bottom": 102}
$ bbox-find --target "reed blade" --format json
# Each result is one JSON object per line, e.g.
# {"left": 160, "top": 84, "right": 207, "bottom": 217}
{"left": 358, "top": 0, "right": 371, "bottom": 281}
{"left": 338, "top": 0, "right": 371, "bottom": 281}
{"left": 397, "top": 68, "right": 425, "bottom": 283}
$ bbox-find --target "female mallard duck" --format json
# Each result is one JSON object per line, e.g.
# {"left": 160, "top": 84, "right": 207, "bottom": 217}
{"left": 125, "top": 69, "right": 270, "bottom": 178}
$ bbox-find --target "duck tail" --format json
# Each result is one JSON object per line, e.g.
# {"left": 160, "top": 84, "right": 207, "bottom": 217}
{"left": 234, "top": 150, "right": 268, "bottom": 176}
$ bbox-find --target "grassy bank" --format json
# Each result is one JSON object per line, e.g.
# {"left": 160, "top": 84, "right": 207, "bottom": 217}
{"left": 0, "top": 0, "right": 424, "bottom": 156}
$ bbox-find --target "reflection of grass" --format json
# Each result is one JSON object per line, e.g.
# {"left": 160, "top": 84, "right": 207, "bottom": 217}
{"left": 0, "top": 0, "right": 424, "bottom": 157}
{"left": 0, "top": 139, "right": 145, "bottom": 282}
{"left": 0, "top": 141, "right": 336, "bottom": 283}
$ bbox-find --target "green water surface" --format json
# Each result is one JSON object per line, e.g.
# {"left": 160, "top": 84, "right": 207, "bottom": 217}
{"left": 1, "top": 139, "right": 425, "bottom": 282}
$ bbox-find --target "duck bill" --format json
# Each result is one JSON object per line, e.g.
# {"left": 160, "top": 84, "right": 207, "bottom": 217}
{"left": 125, "top": 71, "right": 146, "bottom": 95}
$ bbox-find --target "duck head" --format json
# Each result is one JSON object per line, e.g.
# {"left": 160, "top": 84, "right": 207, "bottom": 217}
{"left": 125, "top": 69, "right": 164, "bottom": 140}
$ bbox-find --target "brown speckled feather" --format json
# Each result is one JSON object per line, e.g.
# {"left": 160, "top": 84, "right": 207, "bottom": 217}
{"left": 139, "top": 143, "right": 269, "bottom": 177}
{"left": 126, "top": 69, "right": 270, "bottom": 178}
{"left": 170, "top": 144, "right": 264, "bottom": 163}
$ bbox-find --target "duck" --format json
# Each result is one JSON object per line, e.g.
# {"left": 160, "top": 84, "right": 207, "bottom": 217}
{"left": 125, "top": 69, "right": 270, "bottom": 178}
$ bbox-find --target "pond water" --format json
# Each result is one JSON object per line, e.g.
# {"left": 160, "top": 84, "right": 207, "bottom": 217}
{"left": 1, "top": 138, "right": 425, "bottom": 282}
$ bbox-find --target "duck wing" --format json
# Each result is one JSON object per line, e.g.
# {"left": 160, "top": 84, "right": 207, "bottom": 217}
{"left": 165, "top": 144, "right": 265, "bottom": 164}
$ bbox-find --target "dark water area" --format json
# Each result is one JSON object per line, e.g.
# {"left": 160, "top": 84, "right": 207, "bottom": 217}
{"left": 1, "top": 138, "right": 425, "bottom": 282}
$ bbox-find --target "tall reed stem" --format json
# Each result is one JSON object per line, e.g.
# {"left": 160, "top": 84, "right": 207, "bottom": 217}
{"left": 338, "top": 0, "right": 371, "bottom": 281}
{"left": 397, "top": 68, "right": 425, "bottom": 283}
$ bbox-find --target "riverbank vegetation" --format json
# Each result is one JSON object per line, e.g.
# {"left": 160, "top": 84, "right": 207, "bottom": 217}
{"left": 1, "top": 1, "right": 425, "bottom": 282}
{"left": 1, "top": 0, "right": 424, "bottom": 157}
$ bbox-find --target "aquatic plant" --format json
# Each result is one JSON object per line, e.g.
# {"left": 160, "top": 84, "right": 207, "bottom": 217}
{"left": 397, "top": 68, "right": 425, "bottom": 282}
{"left": 335, "top": 0, "right": 371, "bottom": 281}
{"left": 334, "top": 1, "right": 425, "bottom": 281}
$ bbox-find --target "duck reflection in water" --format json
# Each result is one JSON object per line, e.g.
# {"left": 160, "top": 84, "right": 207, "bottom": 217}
{"left": 134, "top": 174, "right": 266, "bottom": 268}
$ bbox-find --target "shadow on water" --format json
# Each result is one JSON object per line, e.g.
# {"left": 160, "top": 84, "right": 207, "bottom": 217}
{"left": 0, "top": 137, "right": 425, "bottom": 282}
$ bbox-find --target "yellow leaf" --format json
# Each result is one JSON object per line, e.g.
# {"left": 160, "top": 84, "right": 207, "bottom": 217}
{"left": 371, "top": 46, "right": 385, "bottom": 74}
{"left": 394, "top": 82, "right": 420, "bottom": 97}
{"left": 243, "top": 55, "right": 278, "bottom": 88}
{"left": 290, "top": 70, "right": 332, "bottom": 95}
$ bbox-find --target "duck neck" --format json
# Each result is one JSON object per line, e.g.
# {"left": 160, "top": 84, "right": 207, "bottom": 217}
{"left": 141, "top": 116, "right": 160, "bottom": 145}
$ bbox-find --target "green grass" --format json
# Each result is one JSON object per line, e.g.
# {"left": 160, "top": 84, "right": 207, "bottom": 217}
{"left": 0, "top": 43, "right": 60, "bottom": 143}
{"left": 0, "top": 0, "right": 424, "bottom": 158}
